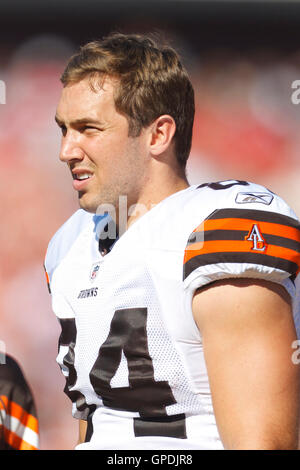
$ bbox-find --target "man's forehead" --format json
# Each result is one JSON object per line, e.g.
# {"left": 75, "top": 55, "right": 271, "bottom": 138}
{"left": 62, "top": 75, "right": 117, "bottom": 98}
{"left": 56, "top": 76, "right": 117, "bottom": 121}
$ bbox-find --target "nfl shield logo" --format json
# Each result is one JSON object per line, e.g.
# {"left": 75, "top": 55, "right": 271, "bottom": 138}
{"left": 90, "top": 262, "right": 100, "bottom": 281}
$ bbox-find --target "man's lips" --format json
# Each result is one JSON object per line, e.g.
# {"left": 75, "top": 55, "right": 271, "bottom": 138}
{"left": 71, "top": 169, "right": 94, "bottom": 191}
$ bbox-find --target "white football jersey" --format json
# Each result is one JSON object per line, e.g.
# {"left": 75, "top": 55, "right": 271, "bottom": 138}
{"left": 44, "top": 181, "right": 300, "bottom": 450}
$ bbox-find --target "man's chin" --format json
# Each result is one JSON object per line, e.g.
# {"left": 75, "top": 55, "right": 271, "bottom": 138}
{"left": 78, "top": 193, "right": 97, "bottom": 214}
{"left": 78, "top": 191, "right": 119, "bottom": 217}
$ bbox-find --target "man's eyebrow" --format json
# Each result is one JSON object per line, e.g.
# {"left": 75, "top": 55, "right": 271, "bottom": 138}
{"left": 55, "top": 115, "right": 64, "bottom": 126}
{"left": 55, "top": 116, "right": 102, "bottom": 126}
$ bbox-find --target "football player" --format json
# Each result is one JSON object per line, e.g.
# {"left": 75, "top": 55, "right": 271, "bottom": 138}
{"left": 45, "top": 33, "right": 300, "bottom": 450}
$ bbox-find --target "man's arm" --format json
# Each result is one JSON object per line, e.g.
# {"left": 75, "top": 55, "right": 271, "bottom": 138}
{"left": 192, "top": 278, "right": 300, "bottom": 450}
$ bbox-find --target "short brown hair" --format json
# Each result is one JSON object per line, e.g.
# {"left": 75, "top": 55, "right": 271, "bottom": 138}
{"left": 61, "top": 32, "right": 195, "bottom": 168}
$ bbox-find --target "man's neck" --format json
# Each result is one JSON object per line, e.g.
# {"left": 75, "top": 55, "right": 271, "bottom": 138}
{"left": 126, "top": 176, "right": 189, "bottom": 229}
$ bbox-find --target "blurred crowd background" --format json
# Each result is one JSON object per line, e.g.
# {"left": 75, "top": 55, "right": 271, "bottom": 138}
{"left": 0, "top": 0, "right": 300, "bottom": 449}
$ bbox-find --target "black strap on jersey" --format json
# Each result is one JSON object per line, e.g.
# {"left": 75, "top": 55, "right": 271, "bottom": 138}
{"left": 98, "top": 220, "right": 119, "bottom": 256}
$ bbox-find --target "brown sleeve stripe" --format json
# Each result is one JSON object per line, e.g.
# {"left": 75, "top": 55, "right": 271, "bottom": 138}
{"left": 184, "top": 252, "right": 298, "bottom": 280}
{"left": 208, "top": 208, "right": 300, "bottom": 229}
{"left": 187, "top": 229, "right": 300, "bottom": 253}
{"left": 184, "top": 240, "right": 300, "bottom": 267}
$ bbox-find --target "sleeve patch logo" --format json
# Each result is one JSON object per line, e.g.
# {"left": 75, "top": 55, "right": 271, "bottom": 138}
{"left": 235, "top": 192, "right": 274, "bottom": 205}
{"left": 245, "top": 224, "right": 267, "bottom": 252}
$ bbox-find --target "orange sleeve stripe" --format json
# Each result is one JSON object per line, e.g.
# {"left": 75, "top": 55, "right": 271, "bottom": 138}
{"left": 3, "top": 427, "right": 38, "bottom": 450}
{"left": 194, "top": 218, "right": 300, "bottom": 242}
{"left": 183, "top": 239, "right": 300, "bottom": 270}
{"left": 0, "top": 395, "right": 39, "bottom": 434}
{"left": 45, "top": 270, "right": 50, "bottom": 285}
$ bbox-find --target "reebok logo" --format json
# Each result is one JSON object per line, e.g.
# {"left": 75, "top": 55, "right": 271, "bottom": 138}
{"left": 235, "top": 192, "right": 273, "bottom": 205}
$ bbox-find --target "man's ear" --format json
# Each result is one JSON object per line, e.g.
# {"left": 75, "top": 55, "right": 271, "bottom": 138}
{"left": 149, "top": 115, "right": 176, "bottom": 157}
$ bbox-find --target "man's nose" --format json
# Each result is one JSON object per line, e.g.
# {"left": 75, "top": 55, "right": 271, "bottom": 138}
{"left": 59, "top": 132, "right": 85, "bottom": 163}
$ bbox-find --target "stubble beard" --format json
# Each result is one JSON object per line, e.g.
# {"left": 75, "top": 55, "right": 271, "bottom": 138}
{"left": 78, "top": 187, "right": 120, "bottom": 215}
{"left": 78, "top": 181, "right": 142, "bottom": 228}
{"left": 78, "top": 139, "right": 147, "bottom": 220}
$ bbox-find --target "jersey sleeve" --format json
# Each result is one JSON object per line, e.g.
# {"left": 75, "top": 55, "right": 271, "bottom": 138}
{"left": 44, "top": 209, "right": 111, "bottom": 295}
{"left": 183, "top": 205, "right": 300, "bottom": 299}
{"left": 44, "top": 209, "right": 95, "bottom": 294}
{"left": 0, "top": 355, "right": 39, "bottom": 450}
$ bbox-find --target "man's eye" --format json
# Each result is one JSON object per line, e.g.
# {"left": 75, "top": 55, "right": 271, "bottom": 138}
{"left": 82, "top": 126, "right": 103, "bottom": 133}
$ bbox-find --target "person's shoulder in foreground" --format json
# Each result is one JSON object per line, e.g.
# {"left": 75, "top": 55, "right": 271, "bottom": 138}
{"left": 0, "top": 354, "right": 39, "bottom": 450}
